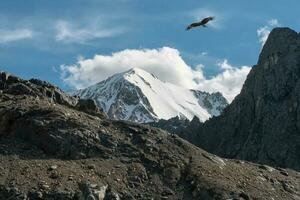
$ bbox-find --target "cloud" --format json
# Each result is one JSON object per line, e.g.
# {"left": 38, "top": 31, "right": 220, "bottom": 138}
{"left": 60, "top": 47, "right": 251, "bottom": 102}
{"left": 60, "top": 47, "right": 203, "bottom": 89}
{"left": 257, "top": 19, "right": 280, "bottom": 46}
{"left": 0, "top": 29, "right": 33, "bottom": 43}
{"left": 217, "top": 59, "right": 232, "bottom": 70}
{"left": 55, "top": 20, "right": 126, "bottom": 44}
{"left": 197, "top": 60, "right": 251, "bottom": 102}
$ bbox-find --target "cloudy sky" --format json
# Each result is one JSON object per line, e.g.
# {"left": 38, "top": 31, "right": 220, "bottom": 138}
{"left": 1, "top": 0, "right": 300, "bottom": 101}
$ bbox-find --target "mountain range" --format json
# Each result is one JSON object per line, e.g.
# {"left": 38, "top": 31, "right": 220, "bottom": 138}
{"left": 74, "top": 68, "right": 228, "bottom": 123}
{"left": 1, "top": 62, "right": 299, "bottom": 199}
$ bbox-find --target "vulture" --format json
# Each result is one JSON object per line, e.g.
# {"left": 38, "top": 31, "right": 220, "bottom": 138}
{"left": 186, "top": 16, "right": 215, "bottom": 30}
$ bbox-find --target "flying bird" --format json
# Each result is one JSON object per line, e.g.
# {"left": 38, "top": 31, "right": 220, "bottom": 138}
{"left": 186, "top": 16, "right": 215, "bottom": 30}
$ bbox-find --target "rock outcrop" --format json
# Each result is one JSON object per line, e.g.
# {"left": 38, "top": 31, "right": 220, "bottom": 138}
{"left": 179, "top": 28, "right": 300, "bottom": 171}
{"left": 0, "top": 71, "right": 299, "bottom": 199}
{"left": 148, "top": 116, "right": 190, "bottom": 134}
{"left": 0, "top": 72, "right": 77, "bottom": 106}
{"left": 75, "top": 98, "right": 107, "bottom": 118}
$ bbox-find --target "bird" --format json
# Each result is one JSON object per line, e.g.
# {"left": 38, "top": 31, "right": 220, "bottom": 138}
{"left": 186, "top": 16, "right": 215, "bottom": 30}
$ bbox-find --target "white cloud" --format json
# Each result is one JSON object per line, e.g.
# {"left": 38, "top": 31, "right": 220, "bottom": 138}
{"left": 197, "top": 60, "right": 251, "bottom": 102}
{"left": 55, "top": 20, "right": 126, "bottom": 44}
{"left": 217, "top": 59, "right": 232, "bottom": 70}
{"left": 60, "top": 47, "right": 203, "bottom": 89}
{"left": 0, "top": 29, "right": 33, "bottom": 43}
{"left": 268, "top": 19, "right": 279, "bottom": 26}
{"left": 257, "top": 19, "right": 280, "bottom": 46}
{"left": 60, "top": 47, "right": 251, "bottom": 102}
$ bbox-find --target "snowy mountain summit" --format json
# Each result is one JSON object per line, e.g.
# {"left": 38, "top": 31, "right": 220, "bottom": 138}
{"left": 74, "top": 68, "right": 228, "bottom": 123}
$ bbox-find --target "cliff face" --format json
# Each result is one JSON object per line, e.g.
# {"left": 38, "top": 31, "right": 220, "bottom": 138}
{"left": 180, "top": 28, "right": 300, "bottom": 171}
{"left": 0, "top": 71, "right": 299, "bottom": 199}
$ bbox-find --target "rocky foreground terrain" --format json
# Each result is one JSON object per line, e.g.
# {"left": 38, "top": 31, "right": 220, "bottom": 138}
{"left": 176, "top": 28, "right": 300, "bottom": 172}
{"left": 0, "top": 69, "right": 300, "bottom": 199}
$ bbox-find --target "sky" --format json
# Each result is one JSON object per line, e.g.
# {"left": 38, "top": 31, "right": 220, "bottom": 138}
{"left": 1, "top": 0, "right": 300, "bottom": 101}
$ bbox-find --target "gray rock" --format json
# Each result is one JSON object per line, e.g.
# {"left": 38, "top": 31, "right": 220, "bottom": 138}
{"left": 49, "top": 165, "right": 58, "bottom": 170}
{"left": 87, "top": 164, "right": 96, "bottom": 170}
{"left": 259, "top": 165, "right": 275, "bottom": 172}
{"left": 75, "top": 99, "right": 106, "bottom": 118}
{"left": 79, "top": 182, "right": 108, "bottom": 200}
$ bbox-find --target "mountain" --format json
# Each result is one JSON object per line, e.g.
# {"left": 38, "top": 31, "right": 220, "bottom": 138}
{"left": 178, "top": 28, "right": 300, "bottom": 171}
{"left": 74, "top": 68, "right": 228, "bottom": 123}
{"left": 1, "top": 71, "right": 300, "bottom": 199}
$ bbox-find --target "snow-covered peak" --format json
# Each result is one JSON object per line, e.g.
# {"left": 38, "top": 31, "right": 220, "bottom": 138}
{"left": 74, "top": 68, "right": 228, "bottom": 123}
{"left": 125, "top": 67, "right": 149, "bottom": 74}
{"left": 123, "top": 67, "right": 158, "bottom": 81}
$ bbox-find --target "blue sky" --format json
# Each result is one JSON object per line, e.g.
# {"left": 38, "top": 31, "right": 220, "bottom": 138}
{"left": 1, "top": 0, "right": 300, "bottom": 99}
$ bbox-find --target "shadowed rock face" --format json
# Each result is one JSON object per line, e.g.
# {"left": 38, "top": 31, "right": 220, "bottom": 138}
{"left": 0, "top": 71, "right": 299, "bottom": 199}
{"left": 75, "top": 98, "right": 107, "bottom": 118}
{"left": 148, "top": 116, "right": 190, "bottom": 134}
{"left": 179, "top": 28, "right": 300, "bottom": 171}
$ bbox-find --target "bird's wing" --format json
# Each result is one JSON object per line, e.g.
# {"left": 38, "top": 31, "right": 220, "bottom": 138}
{"left": 201, "top": 17, "right": 215, "bottom": 24}
{"left": 202, "top": 18, "right": 210, "bottom": 24}
{"left": 191, "top": 22, "right": 202, "bottom": 27}
{"left": 200, "top": 18, "right": 206, "bottom": 24}
{"left": 186, "top": 22, "right": 202, "bottom": 30}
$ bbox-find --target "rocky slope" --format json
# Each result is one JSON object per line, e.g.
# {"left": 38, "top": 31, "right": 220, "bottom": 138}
{"left": 178, "top": 28, "right": 300, "bottom": 171}
{"left": 148, "top": 116, "right": 190, "bottom": 135}
{"left": 0, "top": 72, "right": 299, "bottom": 199}
{"left": 74, "top": 68, "right": 228, "bottom": 123}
